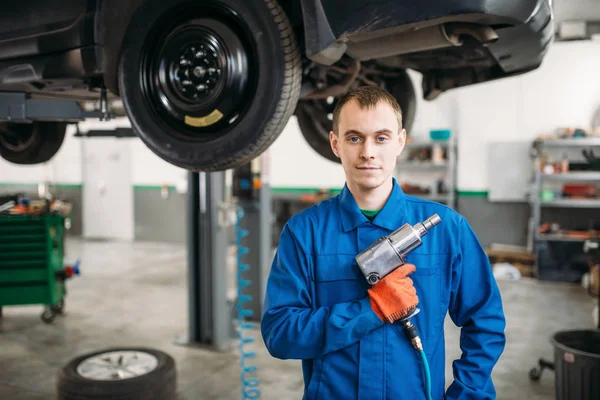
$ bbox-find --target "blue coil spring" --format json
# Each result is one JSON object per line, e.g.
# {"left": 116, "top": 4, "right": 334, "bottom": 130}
{"left": 235, "top": 207, "right": 261, "bottom": 399}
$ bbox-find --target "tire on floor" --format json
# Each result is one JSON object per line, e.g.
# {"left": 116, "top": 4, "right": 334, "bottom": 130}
{"left": 56, "top": 347, "right": 176, "bottom": 400}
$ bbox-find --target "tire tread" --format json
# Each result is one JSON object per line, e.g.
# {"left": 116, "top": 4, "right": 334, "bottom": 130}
{"left": 204, "top": 0, "right": 301, "bottom": 171}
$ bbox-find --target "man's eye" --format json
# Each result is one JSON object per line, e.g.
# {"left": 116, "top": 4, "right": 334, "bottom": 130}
{"left": 377, "top": 137, "right": 388, "bottom": 142}
{"left": 349, "top": 137, "right": 360, "bottom": 143}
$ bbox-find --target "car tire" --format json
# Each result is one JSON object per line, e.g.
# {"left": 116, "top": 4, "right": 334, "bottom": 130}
{"left": 117, "top": 0, "right": 301, "bottom": 171}
{"left": 295, "top": 69, "right": 416, "bottom": 163}
{"left": 0, "top": 122, "right": 67, "bottom": 165}
{"left": 56, "top": 347, "right": 176, "bottom": 400}
{"left": 386, "top": 69, "right": 417, "bottom": 138}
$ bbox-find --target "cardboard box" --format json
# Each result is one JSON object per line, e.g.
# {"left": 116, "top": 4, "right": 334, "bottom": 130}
{"left": 485, "top": 245, "right": 535, "bottom": 278}
{"left": 590, "top": 263, "right": 599, "bottom": 297}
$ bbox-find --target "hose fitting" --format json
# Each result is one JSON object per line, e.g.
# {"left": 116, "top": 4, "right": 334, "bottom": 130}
{"left": 402, "top": 320, "right": 423, "bottom": 351}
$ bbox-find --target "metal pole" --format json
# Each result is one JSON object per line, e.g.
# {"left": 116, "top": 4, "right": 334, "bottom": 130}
{"left": 186, "top": 171, "right": 200, "bottom": 342}
{"left": 198, "top": 171, "right": 214, "bottom": 344}
{"left": 208, "top": 171, "right": 234, "bottom": 350}
{"left": 176, "top": 171, "right": 234, "bottom": 350}
{"left": 258, "top": 180, "right": 272, "bottom": 317}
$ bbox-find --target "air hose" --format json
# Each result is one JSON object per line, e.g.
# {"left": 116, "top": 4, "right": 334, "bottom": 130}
{"left": 235, "top": 207, "right": 261, "bottom": 399}
{"left": 419, "top": 349, "right": 433, "bottom": 400}
{"left": 398, "top": 314, "right": 432, "bottom": 400}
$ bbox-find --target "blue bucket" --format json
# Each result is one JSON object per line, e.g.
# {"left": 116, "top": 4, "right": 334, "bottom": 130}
{"left": 429, "top": 129, "right": 451, "bottom": 141}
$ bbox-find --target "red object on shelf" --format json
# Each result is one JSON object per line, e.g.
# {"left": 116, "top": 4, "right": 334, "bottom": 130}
{"left": 562, "top": 184, "right": 597, "bottom": 198}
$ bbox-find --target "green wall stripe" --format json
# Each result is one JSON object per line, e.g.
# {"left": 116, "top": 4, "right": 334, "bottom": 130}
{"left": 0, "top": 183, "right": 82, "bottom": 189}
{"left": 54, "top": 184, "right": 82, "bottom": 189}
{"left": 133, "top": 185, "right": 176, "bottom": 191}
{"left": 457, "top": 190, "right": 488, "bottom": 197}
{"left": 0, "top": 183, "right": 38, "bottom": 188}
{"left": 271, "top": 187, "right": 342, "bottom": 195}
{"left": 0, "top": 183, "right": 171, "bottom": 191}
{"left": 272, "top": 188, "right": 490, "bottom": 198}
{"left": 0, "top": 183, "right": 490, "bottom": 197}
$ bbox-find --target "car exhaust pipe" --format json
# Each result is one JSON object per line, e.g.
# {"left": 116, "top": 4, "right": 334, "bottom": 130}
{"left": 345, "top": 22, "right": 498, "bottom": 61}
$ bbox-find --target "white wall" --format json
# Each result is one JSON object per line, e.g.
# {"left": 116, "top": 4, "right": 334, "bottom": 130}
{"left": 455, "top": 40, "right": 600, "bottom": 191}
{"left": 268, "top": 116, "right": 346, "bottom": 189}
{"left": 407, "top": 69, "right": 459, "bottom": 140}
{"left": 130, "top": 139, "right": 187, "bottom": 188}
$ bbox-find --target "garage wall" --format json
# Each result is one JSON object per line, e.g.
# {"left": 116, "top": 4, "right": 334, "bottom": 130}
{"left": 456, "top": 40, "right": 600, "bottom": 192}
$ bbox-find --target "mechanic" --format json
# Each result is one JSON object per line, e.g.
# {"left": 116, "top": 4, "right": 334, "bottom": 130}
{"left": 261, "top": 86, "right": 506, "bottom": 400}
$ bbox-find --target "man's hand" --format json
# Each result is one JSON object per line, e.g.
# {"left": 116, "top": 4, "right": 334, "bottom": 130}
{"left": 368, "top": 263, "right": 419, "bottom": 323}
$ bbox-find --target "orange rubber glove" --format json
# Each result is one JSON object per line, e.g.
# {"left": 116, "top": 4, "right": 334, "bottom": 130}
{"left": 368, "top": 263, "right": 419, "bottom": 323}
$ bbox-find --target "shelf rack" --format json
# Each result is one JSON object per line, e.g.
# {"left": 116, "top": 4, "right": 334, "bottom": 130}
{"left": 528, "top": 136, "right": 600, "bottom": 279}
{"left": 395, "top": 138, "right": 457, "bottom": 209}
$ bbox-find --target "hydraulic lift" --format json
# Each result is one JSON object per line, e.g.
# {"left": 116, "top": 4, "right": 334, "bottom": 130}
{"left": 176, "top": 158, "right": 272, "bottom": 351}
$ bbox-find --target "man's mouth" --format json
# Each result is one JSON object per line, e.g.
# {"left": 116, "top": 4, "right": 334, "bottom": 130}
{"left": 357, "top": 166, "right": 380, "bottom": 170}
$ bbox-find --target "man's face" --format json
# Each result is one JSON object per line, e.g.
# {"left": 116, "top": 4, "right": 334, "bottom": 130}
{"left": 329, "top": 100, "right": 405, "bottom": 191}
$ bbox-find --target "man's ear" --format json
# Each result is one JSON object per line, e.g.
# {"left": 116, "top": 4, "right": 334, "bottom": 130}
{"left": 397, "top": 128, "right": 407, "bottom": 156}
{"left": 329, "top": 131, "right": 340, "bottom": 158}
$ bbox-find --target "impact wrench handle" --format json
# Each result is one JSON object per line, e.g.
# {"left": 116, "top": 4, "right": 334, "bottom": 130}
{"left": 368, "top": 263, "right": 419, "bottom": 324}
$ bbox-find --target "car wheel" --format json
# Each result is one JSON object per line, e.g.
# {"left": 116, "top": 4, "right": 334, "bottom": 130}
{"left": 0, "top": 122, "right": 67, "bottom": 165}
{"left": 56, "top": 347, "right": 176, "bottom": 400}
{"left": 295, "top": 69, "right": 416, "bottom": 163}
{"left": 117, "top": 0, "right": 301, "bottom": 171}
{"left": 386, "top": 69, "right": 416, "bottom": 139}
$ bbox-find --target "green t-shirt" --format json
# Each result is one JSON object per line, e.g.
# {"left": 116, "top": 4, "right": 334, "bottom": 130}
{"left": 360, "top": 209, "right": 380, "bottom": 221}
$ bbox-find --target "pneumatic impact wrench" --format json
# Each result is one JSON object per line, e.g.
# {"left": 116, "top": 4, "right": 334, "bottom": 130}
{"left": 355, "top": 214, "right": 442, "bottom": 351}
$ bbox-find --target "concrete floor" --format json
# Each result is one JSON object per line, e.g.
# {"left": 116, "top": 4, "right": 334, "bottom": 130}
{"left": 0, "top": 238, "right": 597, "bottom": 400}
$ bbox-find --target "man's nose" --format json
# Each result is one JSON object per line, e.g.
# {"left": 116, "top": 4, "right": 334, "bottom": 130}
{"left": 360, "top": 139, "right": 375, "bottom": 159}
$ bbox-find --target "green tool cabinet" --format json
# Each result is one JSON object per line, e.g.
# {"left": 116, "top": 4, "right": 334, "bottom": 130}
{"left": 0, "top": 213, "right": 69, "bottom": 323}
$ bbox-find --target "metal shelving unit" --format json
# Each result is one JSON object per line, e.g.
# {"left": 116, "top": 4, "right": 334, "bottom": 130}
{"left": 534, "top": 138, "right": 600, "bottom": 147}
{"left": 395, "top": 138, "right": 457, "bottom": 209}
{"left": 541, "top": 171, "right": 600, "bottom": 182}
{"left": 528, "top": 137, "right": 600, "bottom": 279}
{"left": 536, "top": 234, "right": 590, "bottom": 242}
{"left": 540, "top": 199, "right": 600, "bottom": 208}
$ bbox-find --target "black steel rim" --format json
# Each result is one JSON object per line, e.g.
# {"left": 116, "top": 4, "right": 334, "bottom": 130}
{"left": 139, "top": 5, "right": 258, "bottom": 141}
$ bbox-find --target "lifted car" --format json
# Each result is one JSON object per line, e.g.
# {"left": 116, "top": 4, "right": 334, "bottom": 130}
{"left": 0, "top": 0, "right": 554, "bottom": 169}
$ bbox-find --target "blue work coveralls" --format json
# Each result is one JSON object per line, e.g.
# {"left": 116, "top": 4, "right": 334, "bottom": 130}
{"left": 261, "top": 179, "right": 506, "bottom": 400}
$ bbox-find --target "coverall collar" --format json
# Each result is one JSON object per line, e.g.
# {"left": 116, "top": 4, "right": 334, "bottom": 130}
{"left": 339, "top": 177, "right": 407, "bottom": 232}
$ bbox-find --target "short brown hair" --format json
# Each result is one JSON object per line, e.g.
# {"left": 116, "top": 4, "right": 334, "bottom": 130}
{"left": 332, "top": 86, "right": 403, "bottom": 135}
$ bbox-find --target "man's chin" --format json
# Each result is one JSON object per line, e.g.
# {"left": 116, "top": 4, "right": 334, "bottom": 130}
{"left": 354, "top": 177, "right": 385, "bottom": 191}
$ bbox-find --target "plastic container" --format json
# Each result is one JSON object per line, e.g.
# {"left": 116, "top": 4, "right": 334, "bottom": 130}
{"left": 551, "top": 330, "right": 600, "bottom": 400}
{"left": 429, "top": 129, "right": 451, "bottom": 141}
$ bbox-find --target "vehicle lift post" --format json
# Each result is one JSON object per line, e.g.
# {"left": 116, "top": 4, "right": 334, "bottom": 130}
{"left": 174, "top": 171, "right": 236, "bottom": 351}
{"left": 175, "top": 165, "right": 271, "bottom": 351}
